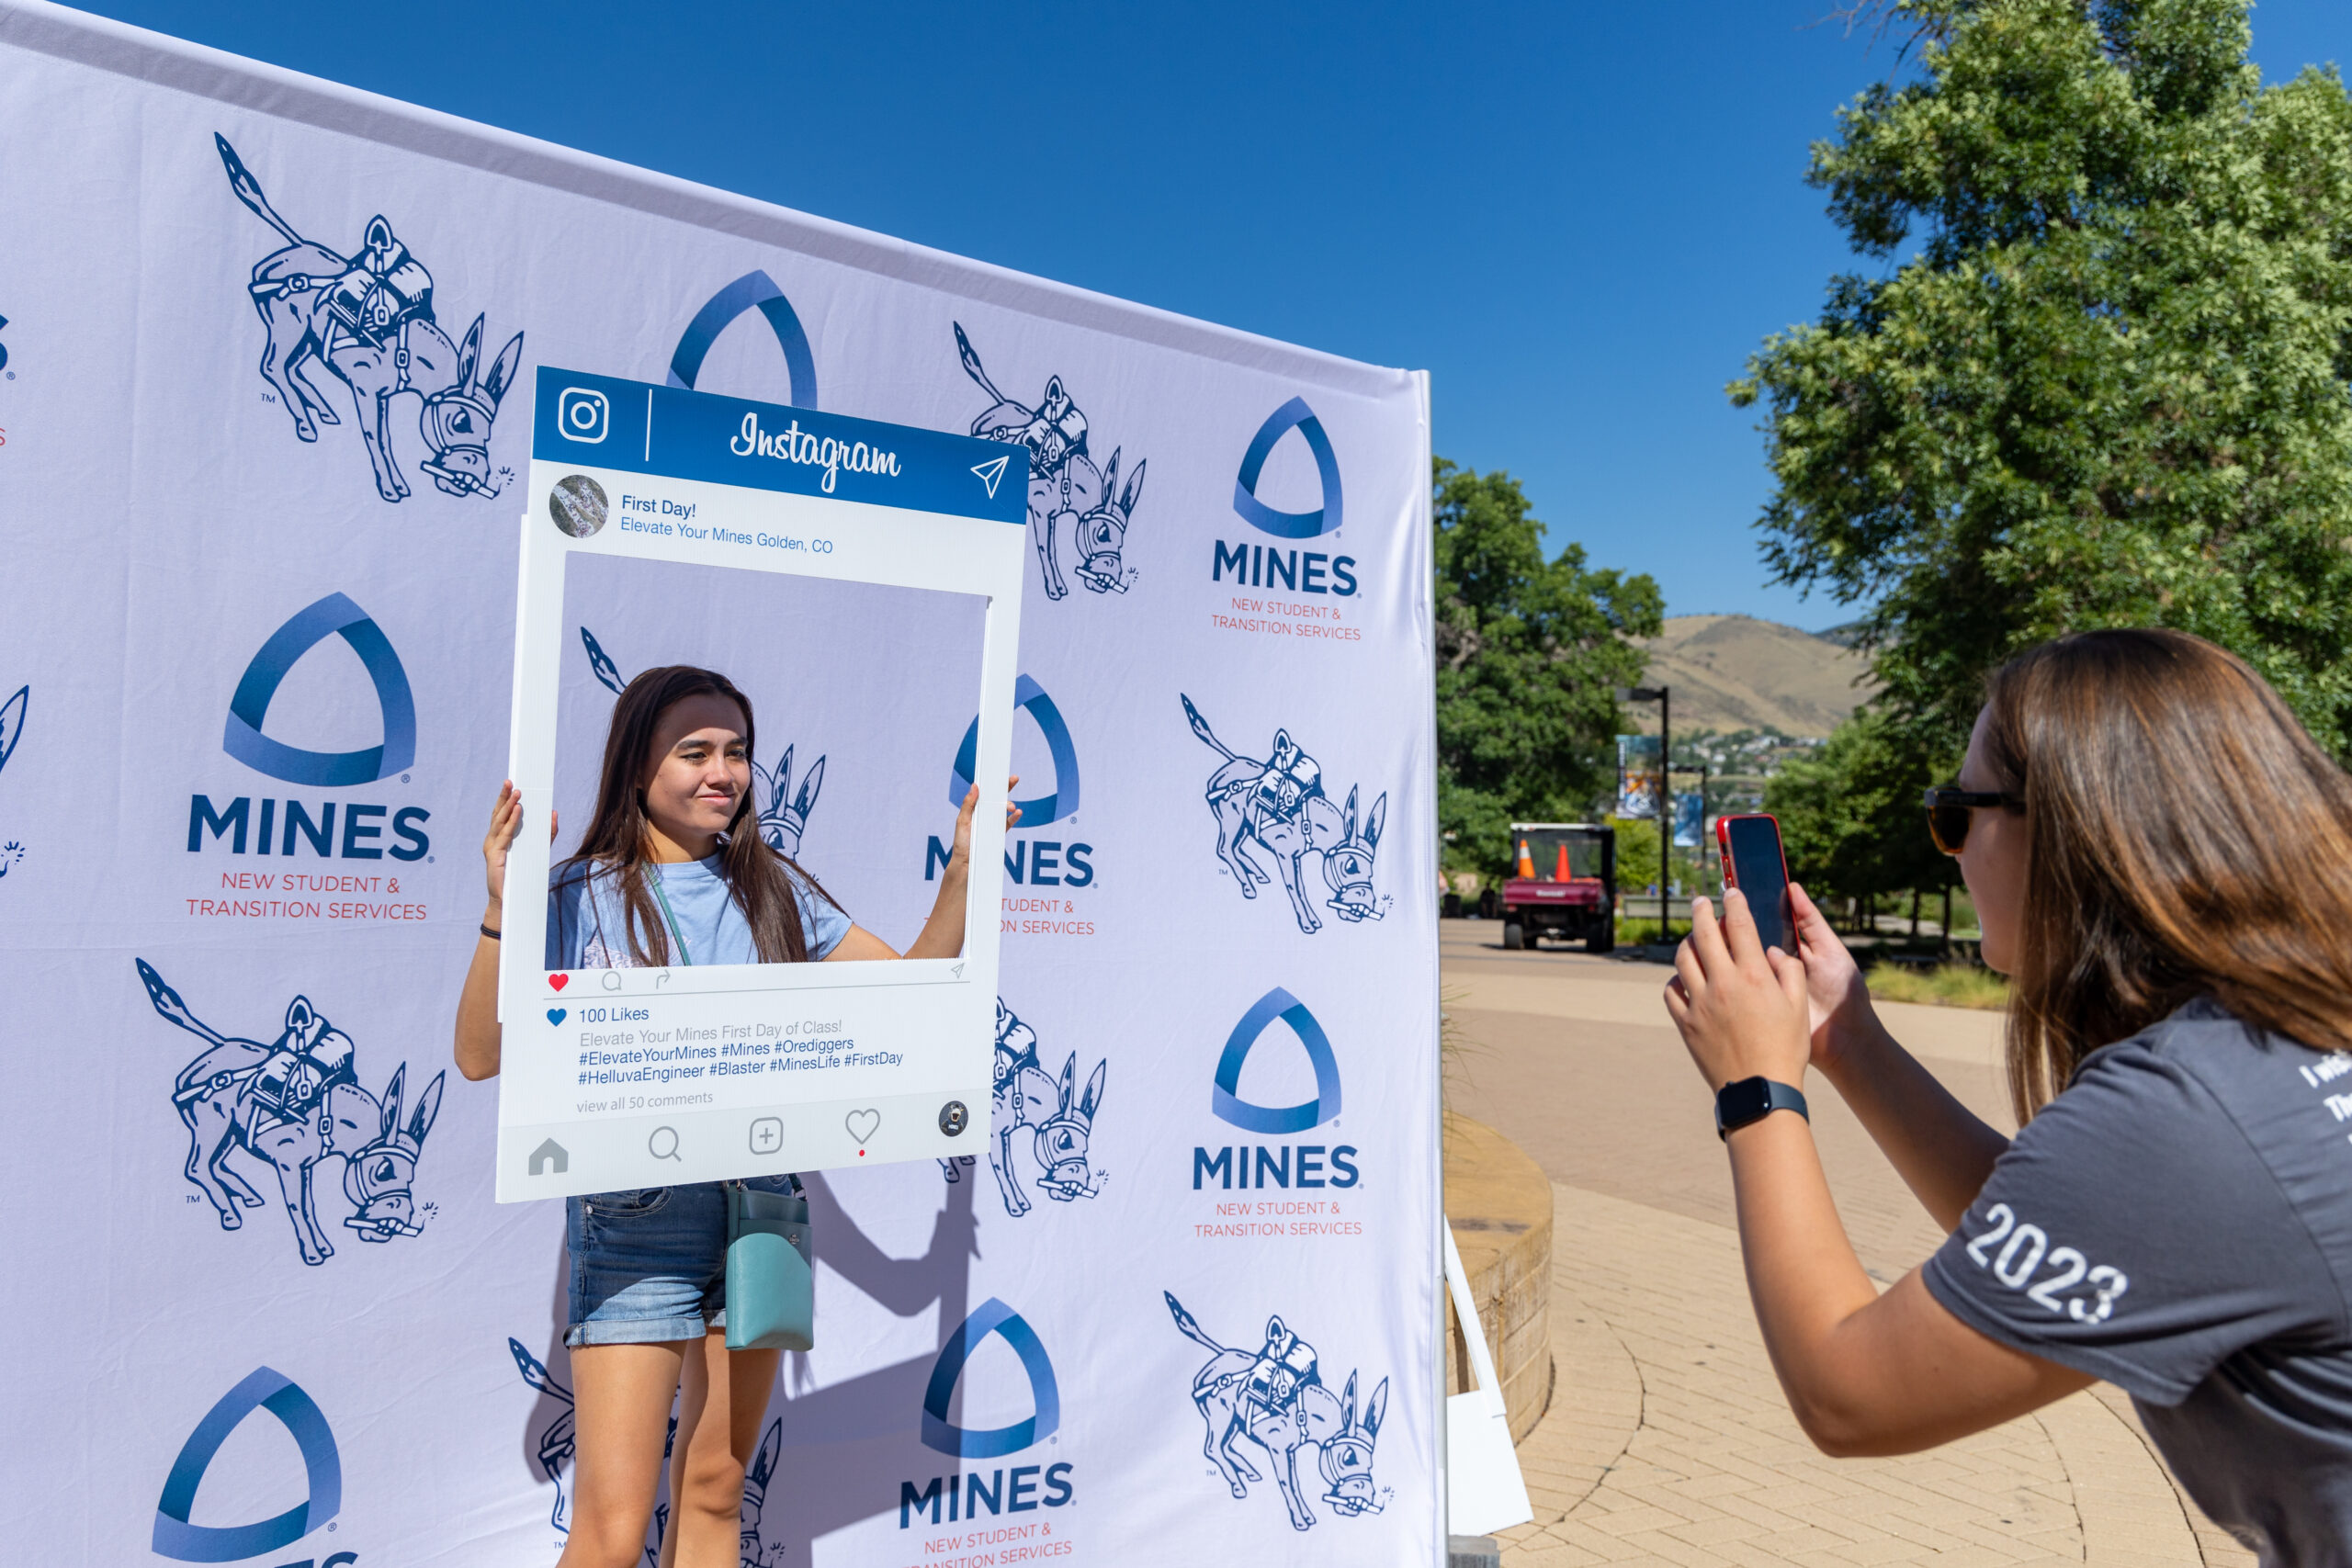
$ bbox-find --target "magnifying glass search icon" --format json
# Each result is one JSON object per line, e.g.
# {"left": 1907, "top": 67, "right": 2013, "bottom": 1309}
{"left": 649, "top": 1126, "right": 682, "bottom": 1161}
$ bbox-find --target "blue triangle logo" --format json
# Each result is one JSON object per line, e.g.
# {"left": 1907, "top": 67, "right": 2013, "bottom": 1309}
{"left": 1232, "top": 396, "right": 1343, "bottom": 539}
{"left": 668, "top": 269, "right": 818, "bottom": 408}
{"left": 153, "top": 1367, "right": 342, "bottom": 1562}
{"left": 222, "top": 592, "right": 415, "bottom": 787}
{"left": 949, "top": 674, "right": 1080, "bottom": 826}
{"left": 921, "top": 1298, "right": 1061, "bottom": 1458}
{"left": 1212, "top": 987, "right": 1342, "bottom": 1134}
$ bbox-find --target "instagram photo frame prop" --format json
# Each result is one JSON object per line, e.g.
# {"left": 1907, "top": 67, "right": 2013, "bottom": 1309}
{"left": 495, "top": 367, "right": 1027, "bottom": 1200}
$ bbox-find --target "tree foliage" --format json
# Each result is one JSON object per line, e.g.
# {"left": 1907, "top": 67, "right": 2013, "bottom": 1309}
{"left": 1735, "top": 0, "right": 2352, "bottom": 761}
{"left": 1604, "top": 815, "right": 1713, "bottom": 906}
{"left": 1608, "top": 815, "right": 1661, "bottom": 899}
{"left": 1434, "top": 459, "right": 1663, "bottom": 874}
{"left": 1764, "top": 706, "right": 1950, "bottom": 914}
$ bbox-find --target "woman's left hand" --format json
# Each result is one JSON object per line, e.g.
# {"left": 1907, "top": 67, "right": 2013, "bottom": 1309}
{"left": 1663, "top": 888, "right": 1814, "bottom": 1093}
{"left": 888, "top": 779, "right": 1021, "bottom": 963}
{"left": 942, "top": 778, "right": 1021, "bottom": 881}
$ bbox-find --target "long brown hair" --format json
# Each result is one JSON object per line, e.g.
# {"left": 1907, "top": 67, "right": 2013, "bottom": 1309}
{"left": 1980, "top": 629, "right": 2352, "bottom": 1120}
{"left": 559, "top": 665, "right": 827, "bottom": 965}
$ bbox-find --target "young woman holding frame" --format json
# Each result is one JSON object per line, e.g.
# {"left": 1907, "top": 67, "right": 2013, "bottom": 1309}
{"left": 454, "top": 665, "right": 1013, "bottom": 1568}
{"left": 1664, "top": 629, "right": 2352, "bottom": 1562}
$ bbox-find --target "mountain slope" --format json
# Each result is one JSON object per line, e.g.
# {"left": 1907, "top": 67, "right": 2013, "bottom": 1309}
{"left": 1631, "top": 615, "right": 1873, "bottom": 738}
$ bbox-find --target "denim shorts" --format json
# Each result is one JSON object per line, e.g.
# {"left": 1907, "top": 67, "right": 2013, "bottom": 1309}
{"left": 565, "top": 1174, "right": 802, "bottom": 1348}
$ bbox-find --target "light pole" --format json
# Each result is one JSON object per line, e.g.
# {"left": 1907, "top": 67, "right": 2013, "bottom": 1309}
{"left": 1618, "top": 684, "right": 1669, "bottom": 942}
{"left": 1700, "top": 760, "right": 1711, "bottom": 893}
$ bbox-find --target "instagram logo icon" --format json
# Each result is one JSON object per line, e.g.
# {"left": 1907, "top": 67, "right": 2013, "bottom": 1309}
{"left": 557, "top": 387, "right": 610, "bottom": 444}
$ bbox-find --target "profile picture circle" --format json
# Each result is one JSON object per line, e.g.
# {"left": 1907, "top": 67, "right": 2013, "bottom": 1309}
{"left": 548, "top": 474, "right": 608, "bottom": 538}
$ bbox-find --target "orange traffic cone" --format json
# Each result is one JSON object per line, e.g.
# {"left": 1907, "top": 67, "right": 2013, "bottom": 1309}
{"left": 1516, "top": 840, "right": 1534, "bottom": 879}
{"left": 1555, "top": 841, "right": 1571, "bottom": 882}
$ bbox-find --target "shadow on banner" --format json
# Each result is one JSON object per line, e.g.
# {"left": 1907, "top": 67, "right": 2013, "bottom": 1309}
{"left": 512, "top": 1172, "right": 982, "bottom": 1566}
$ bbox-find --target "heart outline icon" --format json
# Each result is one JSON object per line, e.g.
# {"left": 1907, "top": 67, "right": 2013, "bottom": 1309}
{"left": 547, "top": 1008, "right": 568, "bottom": 1026}
{"left": 844, "top": 1109, "right": 880, "bottom": 1145}
{"left": 549, "top": 974, "right": 570, "bottom": 991}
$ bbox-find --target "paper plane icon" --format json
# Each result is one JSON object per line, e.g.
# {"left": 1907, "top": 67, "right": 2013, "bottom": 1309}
{"left": 951, "top": 963, "right": 965, "bottom": 978}
{"left": 971, "top": 455, "right": 1011, "bottom": 499}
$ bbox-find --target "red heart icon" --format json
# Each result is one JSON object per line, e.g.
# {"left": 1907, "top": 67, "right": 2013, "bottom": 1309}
{"left": 548, "top": 974, "right": 570, "bottom": 991}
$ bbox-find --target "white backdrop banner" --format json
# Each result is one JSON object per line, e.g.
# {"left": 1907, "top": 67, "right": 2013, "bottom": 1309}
{"left": 0, "top": 5, "right": 1439, "bottom": 1565}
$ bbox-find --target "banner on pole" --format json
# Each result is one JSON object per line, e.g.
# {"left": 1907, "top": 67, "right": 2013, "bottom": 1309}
{"left": 1614, "top": 734, "right": 1662, "bottom": 820}
{"left": 1671, "top": 791, "right": 1705, "bottom": 850}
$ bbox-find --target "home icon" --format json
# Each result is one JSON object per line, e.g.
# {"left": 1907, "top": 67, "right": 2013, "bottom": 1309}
{"left": 528, "top": 1139, "right": 569, "bottom": 1176}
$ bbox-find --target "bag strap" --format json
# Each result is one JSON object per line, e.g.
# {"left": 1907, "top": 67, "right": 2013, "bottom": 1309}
{"left": 648, "top": 867, "right": 695, "bottom": 967}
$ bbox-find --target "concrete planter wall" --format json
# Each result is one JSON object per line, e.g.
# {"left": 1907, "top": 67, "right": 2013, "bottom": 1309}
{"left": 1442, "top": 1111, "right": 1554, "bottom": 1442}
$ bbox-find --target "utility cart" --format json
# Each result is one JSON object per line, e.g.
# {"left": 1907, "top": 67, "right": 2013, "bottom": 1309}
{"left": 1498, "top": 822, "right": 1616, "bottom": 953}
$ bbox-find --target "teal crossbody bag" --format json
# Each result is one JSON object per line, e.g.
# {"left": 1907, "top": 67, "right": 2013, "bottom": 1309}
{"left": 724, "top": 1180, "right": 814, "bottom": 1352}
{"left": 649, "top": 871, "right": 815, "bottom": 1353}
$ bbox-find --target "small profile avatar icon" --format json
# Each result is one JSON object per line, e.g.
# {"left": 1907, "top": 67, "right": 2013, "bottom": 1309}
{"left": 549, "top": 474, "right": 608, "bottom": 538}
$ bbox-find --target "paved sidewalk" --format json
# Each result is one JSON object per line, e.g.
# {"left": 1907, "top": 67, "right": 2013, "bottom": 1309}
{"left": 1439, "top": 920, "right": 2252, "bottom": 1567}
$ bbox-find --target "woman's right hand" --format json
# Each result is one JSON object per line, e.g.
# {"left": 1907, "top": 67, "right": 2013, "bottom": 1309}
{"left": 1788, "top": 881, "right": 1884, "bottom": 1074}
{"left": 481, "top": 783, "right": 555, "bottom": 911}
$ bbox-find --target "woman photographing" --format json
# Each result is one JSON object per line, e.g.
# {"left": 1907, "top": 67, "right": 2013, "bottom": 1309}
{"left": 1663, "top": 630, "right": 2352, "bottom": 1562}
{"left": 454, "top": 665, "right": 1012, "bottom": 1568}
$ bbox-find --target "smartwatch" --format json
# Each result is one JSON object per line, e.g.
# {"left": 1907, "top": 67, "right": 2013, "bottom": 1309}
{"left": 1715, "top": 1077, "right": 1808, "bottom": 1141}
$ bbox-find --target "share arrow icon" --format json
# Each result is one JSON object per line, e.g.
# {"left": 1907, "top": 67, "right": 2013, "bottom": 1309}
{"left": 971, "top": 455, "right": 1010, "bottom": 500}
{"left": 951, "top": 963, "right": 965, "bottom": 978}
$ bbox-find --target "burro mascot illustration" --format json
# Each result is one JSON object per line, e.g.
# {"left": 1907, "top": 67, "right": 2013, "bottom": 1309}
{"left": 215, "top": 132, "right": 525, "bottom": 503}
{"left": 985, "top": 999, "right": 1107, "bottom": 1217}
{"left": 1182, "top": 694, "right": 1390, "bottom": 933}
{"left": 138, "top": 958, "right": 444, "bottom": 1266}
{"left": 954, "top": 322, "right": 1145, "bottom": 601}
{"left": 509, "top": 1339, "right": 579, "bottom": 1535}
{"left": 752, "top": 742, "right": 825, "bottom": 859}
{"left": 1165, "top": 1292, "right": 1390, "bottom": 1531}
{"left": 513, "top": 1336, "right": 786, "bottom": 1567}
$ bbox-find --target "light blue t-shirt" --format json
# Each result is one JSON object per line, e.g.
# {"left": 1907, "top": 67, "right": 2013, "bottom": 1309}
{"left": 545, "top": 854, "right": 850, "bottom": 969}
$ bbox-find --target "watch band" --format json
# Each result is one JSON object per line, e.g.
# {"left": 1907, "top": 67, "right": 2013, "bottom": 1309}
{"left": 1715, "top": 1077, "right": 1808, "bottom": 1141}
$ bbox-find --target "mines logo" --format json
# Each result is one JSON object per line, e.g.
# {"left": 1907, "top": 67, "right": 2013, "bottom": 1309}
{"left": 1209, "top": 397, "right": 1359, "bottom": 604}
{"left": 185, "top": 592, "right": 432, "bottom": 924}
{"left": 1192, "top": 990, "right": 1365, "bottom": 1243}
{"left": 153, "top": 1367, "right": 352, "bottom": 1565}
{"left": 929, "top": 675, "right": 1094, "bottom": 894}
{"left": 669, "top": 269, "right": 817, "bottom": 407}
{"left": 899, "top": 1299, "right": 1075, "bottom": 1530}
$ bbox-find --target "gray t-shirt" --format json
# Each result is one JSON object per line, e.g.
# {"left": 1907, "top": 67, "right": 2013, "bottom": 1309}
{"left": 1924, "top": 998, "right": 2352, "bottom": 1563}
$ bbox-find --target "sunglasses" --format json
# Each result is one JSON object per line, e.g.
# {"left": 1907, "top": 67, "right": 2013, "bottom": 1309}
{"left": 1922, "top": 786, "right": 2023, "bottom": 856}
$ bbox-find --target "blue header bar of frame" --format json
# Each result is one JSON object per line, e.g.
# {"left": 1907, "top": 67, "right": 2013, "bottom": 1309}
{"left": 531, "top": 367, "right": 1028, "bottom": 525}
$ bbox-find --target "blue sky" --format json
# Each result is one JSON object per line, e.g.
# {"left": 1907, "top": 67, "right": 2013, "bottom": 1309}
{"left": 74, "top": 0, "right": 2350, "bottom": 630}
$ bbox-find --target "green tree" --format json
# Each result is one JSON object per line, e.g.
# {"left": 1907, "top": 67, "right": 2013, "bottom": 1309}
{"left": 1607, "top": 816, "right": 1660, "bottom": 900}
{"left": 1601, "top": 814, "right": 1713, "bottom": 910}
{"left": 1734, "top": 0, "right": 2352, "bottom": 761}
{"left": 1764, "top": 707, "right": 1951, "bottom": 922}
{"left": 1435, "top": 459, "right": 1663, "bottom": 875}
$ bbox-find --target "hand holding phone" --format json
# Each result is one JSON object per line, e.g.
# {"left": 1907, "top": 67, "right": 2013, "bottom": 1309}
{"left": 1666, "top": 810, "right": 1815, "bottom": 1100}
{"left": 1715, "top": 813, "right": 1792, "bottom": 953}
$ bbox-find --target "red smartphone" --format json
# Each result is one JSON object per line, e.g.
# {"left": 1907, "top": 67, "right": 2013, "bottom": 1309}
{"left": 1714, "top": 813, "right": 1792, "bottom": 953}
